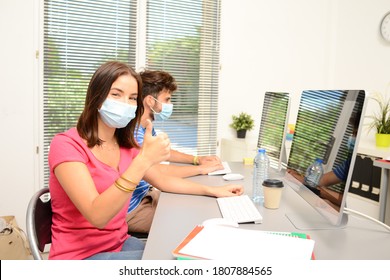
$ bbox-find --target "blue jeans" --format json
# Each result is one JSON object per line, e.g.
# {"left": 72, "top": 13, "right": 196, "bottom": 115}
{"left": 84, "top": 236, "right": 145, "bottom": 260}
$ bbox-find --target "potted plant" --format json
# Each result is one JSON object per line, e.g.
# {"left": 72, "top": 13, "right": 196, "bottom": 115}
{"left": 366, "top": 92, "right": 390, "bottom": 147}
{"left": 230, "top": 112, "right": 255, "bottom": 138}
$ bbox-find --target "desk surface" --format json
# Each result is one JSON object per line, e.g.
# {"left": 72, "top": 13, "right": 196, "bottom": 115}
{"left": 142, "top": 162, "right": 390, "bottom": 260}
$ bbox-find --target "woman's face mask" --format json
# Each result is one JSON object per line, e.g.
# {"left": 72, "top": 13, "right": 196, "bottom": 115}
{"left": 150, "top": 96, "right": 173, "bottom": 121}
{"left": 98, "top": 98, "right": 137, "bottom": 128}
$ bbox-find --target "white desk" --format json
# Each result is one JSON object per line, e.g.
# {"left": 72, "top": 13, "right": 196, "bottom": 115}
{"left": 142, "top": 162, "right": 390, "bottom": 260}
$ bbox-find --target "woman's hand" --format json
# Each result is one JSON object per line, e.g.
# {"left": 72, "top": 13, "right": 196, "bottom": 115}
{"left": 145, "top": 164, "right": 245, "bottom": 198}
{"left": 208, "top": 184, "right": 244, "bottom": 198}
{"left": 139, "top": 119, "right": 171, "bottom": 166}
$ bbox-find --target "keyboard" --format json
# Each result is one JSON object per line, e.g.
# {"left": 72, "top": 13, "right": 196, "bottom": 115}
{"left": 216, "top": 195, "right": 263, "bottom": 224}
{"left": 208, "top": 161, "right": 232, "bottom": 175}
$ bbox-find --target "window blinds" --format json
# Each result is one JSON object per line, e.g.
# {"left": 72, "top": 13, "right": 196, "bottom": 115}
{"left": 257, "top": 92, "right": 290, "bottom": 169}
{"left": 43, "top": 0, "right": 137, "bottom": 183}
{"left": 288, "top": 90, "right": 346, "bottom": 173}
{"left": 288, "top": 90, "right": 364, "bottom": 194}
{"left": 145, "top": 0, "right": 221, "bottom": 156}
{"left": 43, "top": 0, "right": 220, "bottom": 185}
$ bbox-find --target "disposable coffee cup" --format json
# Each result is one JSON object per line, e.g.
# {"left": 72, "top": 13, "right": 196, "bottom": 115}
{"left": 263, "top": 179, "right": 284, "bottom": 209}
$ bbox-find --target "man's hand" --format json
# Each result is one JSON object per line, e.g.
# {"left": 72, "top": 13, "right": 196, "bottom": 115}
{"left": 198, "top": 155, "right": 222, "bottom": 165}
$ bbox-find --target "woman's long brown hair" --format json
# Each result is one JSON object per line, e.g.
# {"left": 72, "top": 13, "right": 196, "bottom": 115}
{"left": 77, "top": 61, "right": 144, "bottom": 149}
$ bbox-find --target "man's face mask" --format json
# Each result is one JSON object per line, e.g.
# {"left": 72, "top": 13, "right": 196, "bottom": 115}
{"left": 98, "top": 98, "right": 137, "bottom": 128}
{"left": 150, "top": 96, "right": 173, "bottom": 121}
{"left": 348, "top": 136, "right": 356, "bottom": 151}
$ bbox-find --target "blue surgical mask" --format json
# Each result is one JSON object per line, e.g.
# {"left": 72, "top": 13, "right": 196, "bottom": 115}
{"left": 348, "top": 136, "right": 356, "bottom": 151}
{"left": 151, "top": 97, "right": 173, "bottom": 121}
{"left": 98, "top": 98, "right": 137, "bottom": 128}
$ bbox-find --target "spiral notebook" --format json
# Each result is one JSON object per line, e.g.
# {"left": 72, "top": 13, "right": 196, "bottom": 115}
{"left": 172, "top": 225, "right": 315, "bottom": 260}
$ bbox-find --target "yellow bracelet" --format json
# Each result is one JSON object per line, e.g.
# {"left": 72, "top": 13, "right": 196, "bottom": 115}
{"left": 193, "top": 156, "right": 199, "bottom": 165}
{"left": 114, "top": 181, "right": 129, "bottom": 192}
{"left": 114, "top": 180, "right": 136, "bottom": 193}
{"left": 120, "top": 175, "right": 138, "bottom": 186}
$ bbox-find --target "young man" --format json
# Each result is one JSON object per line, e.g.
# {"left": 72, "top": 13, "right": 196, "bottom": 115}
{"left": 126, "top": 70, "right": 224, "bottom": 233}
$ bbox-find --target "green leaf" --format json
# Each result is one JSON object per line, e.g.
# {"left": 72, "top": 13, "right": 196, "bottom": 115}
{"left": 229, "top": 112, "right": 255, "bottom": 131}
{"left": 366, "top": 92, "right": 390, "bottom": 134}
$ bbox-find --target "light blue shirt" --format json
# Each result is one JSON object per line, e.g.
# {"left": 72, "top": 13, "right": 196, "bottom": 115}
{"left": 128, "top": 125, "right": 157, "bottom": 213}
{"left": 332, "top": 157, "right": 351, "bottom": 182}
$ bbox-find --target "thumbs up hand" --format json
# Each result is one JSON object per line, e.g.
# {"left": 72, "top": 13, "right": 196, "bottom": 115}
{"left": 140, "top": 119, "right": 171, "bottom": 166}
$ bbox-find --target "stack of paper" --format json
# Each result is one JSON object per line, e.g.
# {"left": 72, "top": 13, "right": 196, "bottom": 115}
{"left": 172, "top": 225, "right": 315, "bottom": 260}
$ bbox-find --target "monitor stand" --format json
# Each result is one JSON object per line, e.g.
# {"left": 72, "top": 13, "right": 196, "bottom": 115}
{"left": 285, "top": 211, "right": 348, "bottom": 230}
{"left": 279, "top": 144, "right": 288, "bottom": 171}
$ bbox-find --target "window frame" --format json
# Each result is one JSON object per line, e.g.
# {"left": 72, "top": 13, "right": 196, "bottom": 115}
{"left": 40, "top": 0, "right": 221, "bottom": 188}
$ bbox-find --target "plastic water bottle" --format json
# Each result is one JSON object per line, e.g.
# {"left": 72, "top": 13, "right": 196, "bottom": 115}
{"left": 252, "top": 148, "right": 270, "bottom": 204}
{"left": 304, "top": 158, "right": 324, "bottom": 188}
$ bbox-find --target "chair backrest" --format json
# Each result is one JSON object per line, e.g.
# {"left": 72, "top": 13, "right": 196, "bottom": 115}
{"left": 26, "top": 188, "right": 52, "bottom": 260}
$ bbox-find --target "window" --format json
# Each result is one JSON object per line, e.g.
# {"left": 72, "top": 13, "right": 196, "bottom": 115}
{"left": 43, "top": 0, "right": 221, "bottom": 184}
{"left": 144, "top": 0, "right": 221, "bottom": 156}
{"left": 43, "top": 0, "right": 137, "bottom": 184}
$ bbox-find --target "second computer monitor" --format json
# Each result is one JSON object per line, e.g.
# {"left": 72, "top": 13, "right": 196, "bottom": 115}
{"left": 257, "top": 92, "right": 290, "bottom": 170}
{"left": 286, "top": 89, "right": 366, "bottom": 229}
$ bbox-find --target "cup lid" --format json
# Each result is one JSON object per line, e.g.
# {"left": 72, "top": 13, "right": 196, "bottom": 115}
{"left": 262, "top": 179, "right": 284, "bottom": 188}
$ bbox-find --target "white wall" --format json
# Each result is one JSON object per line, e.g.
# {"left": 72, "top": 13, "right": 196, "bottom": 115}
{"left": 0, "top": 0, "right": 40, "bottom": 230}
{"left": 218, "top": 0, "right": 390, "bottom": 151}
{"left": 218, "top": 0, "right": 390, "bottom": 221}
{"left": 1, "top": 0, "right": 390, "bottom": 230}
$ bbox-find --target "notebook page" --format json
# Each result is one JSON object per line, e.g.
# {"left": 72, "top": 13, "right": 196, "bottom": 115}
{"left": 178, "top": 226, "right": 315, "bottom": 260}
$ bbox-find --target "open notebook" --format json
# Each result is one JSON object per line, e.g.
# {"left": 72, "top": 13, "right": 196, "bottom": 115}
{"left": 172, "top": 225, "right": 315, "bottom": 260}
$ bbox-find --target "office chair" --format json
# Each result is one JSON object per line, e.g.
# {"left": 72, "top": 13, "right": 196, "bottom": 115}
{"left": 26, "top": 187, "right": 52, "bottom": 260}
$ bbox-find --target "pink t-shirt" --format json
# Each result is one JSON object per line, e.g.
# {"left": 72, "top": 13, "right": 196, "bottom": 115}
{"left": 48, "top": 128, "right": 139, "bottom": 260}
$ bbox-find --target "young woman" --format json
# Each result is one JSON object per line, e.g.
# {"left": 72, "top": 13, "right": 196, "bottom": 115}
{"left": 48, "top": 61, "right": 244, "bottom": 260}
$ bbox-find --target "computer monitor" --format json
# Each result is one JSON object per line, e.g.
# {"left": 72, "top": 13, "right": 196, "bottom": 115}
{"left": 283, "top": 90, "right": 367, "bottom": 230}
{"left": 257, "top": 92, "right": 290, "bottom": 170}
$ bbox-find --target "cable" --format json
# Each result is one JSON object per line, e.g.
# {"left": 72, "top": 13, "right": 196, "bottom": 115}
{"left": 344, "top": 207, "right": 390, "bottom": 232}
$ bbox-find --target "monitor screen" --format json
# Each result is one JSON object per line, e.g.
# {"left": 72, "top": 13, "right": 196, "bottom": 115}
{"left": 283, "top": 90, "right": 366, "bottom": 229}
{"left": 257, "top": 92, "right": 290, "bottom": 170}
